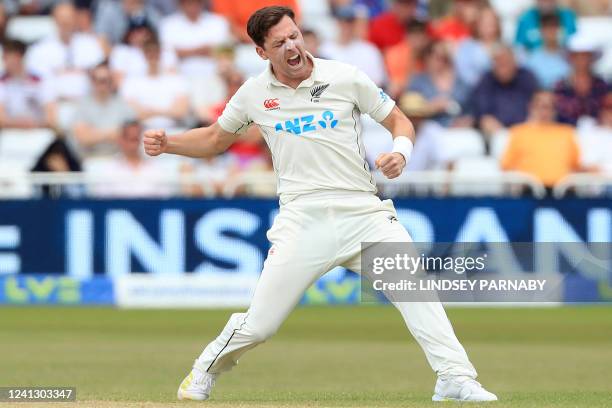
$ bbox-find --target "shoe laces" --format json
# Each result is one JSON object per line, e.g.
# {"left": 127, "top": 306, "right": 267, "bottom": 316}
{"left": 193, "top": 370, "right": 216, "bottom": 388}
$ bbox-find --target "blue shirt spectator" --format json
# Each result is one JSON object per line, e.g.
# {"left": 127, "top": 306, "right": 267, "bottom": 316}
{"left": 522, "top": 12, "right": 570, "bottom": 89}
{"left": 453, "top": 7, "right": 501, "bottom": 88}
{"left": 468, "top": 45, "right": 539, "bottom": 135}
{"left": 407, "top": 41, "right": 470, "bottom": 127}
{"left": 515, "top": 0, "right": 576, "bottom": 51}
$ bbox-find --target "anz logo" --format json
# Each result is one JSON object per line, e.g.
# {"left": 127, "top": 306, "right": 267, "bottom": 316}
{"left": 274, "top": 110, "right": 339, "bottom": 135}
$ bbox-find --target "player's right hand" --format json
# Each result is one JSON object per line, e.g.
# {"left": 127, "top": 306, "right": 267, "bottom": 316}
{"left": 143, "top": 129, "right": 167, "bottom": 156}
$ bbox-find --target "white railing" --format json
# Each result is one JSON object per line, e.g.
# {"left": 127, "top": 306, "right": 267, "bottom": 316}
{"left": 554, "top": 174, "right": 612, "bottom": 198}
{"left": 0, "top": 170, "right": 551, "bottom": 199}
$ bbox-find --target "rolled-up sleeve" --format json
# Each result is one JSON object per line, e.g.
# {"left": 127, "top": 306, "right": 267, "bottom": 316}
{"left": 217, "top": 79, "right": 252, "bottom": 134}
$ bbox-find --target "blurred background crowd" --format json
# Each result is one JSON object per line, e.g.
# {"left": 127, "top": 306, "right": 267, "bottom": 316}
{"left": 0, "top": 0, "right": 610, "bottom": 199}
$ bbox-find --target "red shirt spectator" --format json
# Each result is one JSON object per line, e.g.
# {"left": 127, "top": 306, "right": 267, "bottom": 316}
{"left": 368, "top": 0, "right": 417, "bottom": 50}
{"left": 428, "top": 0, "right": 480, "bottom": 43}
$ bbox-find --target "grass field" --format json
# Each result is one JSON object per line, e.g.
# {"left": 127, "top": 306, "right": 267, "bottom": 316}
{"left": 1, "top": 306, "right": 611, "bottom": 408}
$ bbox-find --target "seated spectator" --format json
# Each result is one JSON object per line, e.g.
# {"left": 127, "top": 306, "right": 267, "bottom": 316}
{"left": 205, "top": 68, "right": 268, "bottom": 171}
{"left": 25, "top": 3, "right": 105, "bottom": 102}
{"left": 428, "top": 0, "right": 481, "bottom": 45}
{"left": 86, "top": 121, "right": 177, "bottom": 198}
{"left": 554, "top": 34, "right": 610, "bottom": 125}
{"left": 577, "top": 92, "right": 612, "bottom": 173}
{"left": 454, "top": 7, "right": 501, "bottom": 88}
{"left": 71, "top": 63, "right": 136, "bottom": 159}
{"left": 179, "top": 155, "right": 238, "bottom": 196}
{"left": 95, "top": 0, "right": 161, "bottom": 45}
{"left": 515, "top": 0, "right": 577, "bottom": 51}
{"left": 368, "top": 0, "right": 417, "bottom": 51}
{"left": 0, "top": 40, "right": 57, "bottom": 129}
{"left": 31, "top": 139, "right": 83, "bottom": 199}
{"left": 6, "top": 0, "right": 58, "bottom": 15}
{"left": 502, "top": 91, "right": 580, "bottom": 188}
{"left": 406, "top": 41, "right": 470, "bottom": 127}
{"left": 523, "top": 13, "right": 570, "bottom": 90}
{"left": 468, "top": 45, "right": 538, "bottom": 136}
{"left": 302, "top": 29, "right": 322, "bottom": 58}
{"left": 160, "top": 0, "right": 231, "bottom": 77}
{"left": 109, "top": 23, "right": 177, "bottom": 83}
{"left": 120, "top": 38, "right": 189, "bottom": 129}
{"left": 384, "top": 19, "right": 429, "bottom": 99}
{"left": 320, "top": 6, "right": 386, "bottom": 86}
{"left": 211, "top": 0, "right": 301, "bottom": 44}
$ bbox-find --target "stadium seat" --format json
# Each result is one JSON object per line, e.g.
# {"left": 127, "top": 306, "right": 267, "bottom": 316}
{"left": 490, "top": 129, "right": 510, "bottom": 161}
{"left": 450, "top": 157, "right": 504, "bottom": 196}
{"left": 0, "top": 163, "right": 33, "bottom": 198}
{"left": 6, "top": 16, "right": 56, "bottom": 44}
{"left": 0, "top": 129, "right": 55, "bottom": 171}
{"left": 576, "top": 17, "right": 612, "bottom": 49}
{"left": 436, "top": 128, "right": 486, "bottom": 165}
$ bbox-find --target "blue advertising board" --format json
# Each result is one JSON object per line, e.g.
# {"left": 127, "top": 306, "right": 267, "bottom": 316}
{"left": 1, "top": 198, "right": 611, "bottom": 305}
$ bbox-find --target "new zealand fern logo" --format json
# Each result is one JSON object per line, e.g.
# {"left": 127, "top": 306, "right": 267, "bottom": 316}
{"left": 310, "top": 83, "right": 330, "bottom": 103}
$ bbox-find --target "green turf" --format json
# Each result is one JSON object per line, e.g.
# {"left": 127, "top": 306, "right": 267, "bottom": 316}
{"left": 1, "top": 306, "right": 611, "bottom": 407}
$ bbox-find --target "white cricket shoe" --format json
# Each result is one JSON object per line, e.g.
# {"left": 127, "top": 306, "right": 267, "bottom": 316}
{"left": 432, "top": 376, "right": 498, "bottom": 402}
{"left": 177, "top": 368, "right": 217, "bottom": 401}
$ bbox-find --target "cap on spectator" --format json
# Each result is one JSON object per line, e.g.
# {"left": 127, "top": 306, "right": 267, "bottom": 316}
{"left": 567, "top": 32, "right": 602, "bottom": 59}
{"left": 334, "top": 5, "right": 357, "bottom": 21}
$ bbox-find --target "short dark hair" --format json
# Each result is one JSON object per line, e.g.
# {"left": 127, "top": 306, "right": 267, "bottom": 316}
{"left": 247, "top": 6, "right": 296, "bottom": 47}
{"left": 3, "top": 39, "right": 27, "bottom": 55}
{"left": 540, "top": 12, "right": 560, "bottom": 27}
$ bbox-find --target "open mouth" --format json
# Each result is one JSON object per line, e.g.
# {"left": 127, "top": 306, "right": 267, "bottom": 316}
{"left": 287, "top": 54, "right": 301, "bottom": 67}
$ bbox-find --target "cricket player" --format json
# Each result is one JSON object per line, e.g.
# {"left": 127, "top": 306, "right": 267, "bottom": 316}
{"left": 144, "top": 6, "right": 497, "bottom": 403}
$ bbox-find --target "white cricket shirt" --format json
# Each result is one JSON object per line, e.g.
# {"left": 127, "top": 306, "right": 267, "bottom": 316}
{"left": 218, "top": 55, "right": 395, "bottom": 204}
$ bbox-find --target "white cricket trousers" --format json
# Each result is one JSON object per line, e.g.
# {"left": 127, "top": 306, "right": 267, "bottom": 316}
{"left": 194, "top": 191, "right": 477, "bottom": 379}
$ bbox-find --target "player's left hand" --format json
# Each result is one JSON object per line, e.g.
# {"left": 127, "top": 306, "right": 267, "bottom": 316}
{"left": 375, "top": 152, "right": 406, "bottom": 179}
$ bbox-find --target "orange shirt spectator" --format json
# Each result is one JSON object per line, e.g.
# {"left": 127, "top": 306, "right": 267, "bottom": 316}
{"left": 384, "top": 20, "right": 429, "bottom": 98}
{"left": 502, "top": 91, "right": 581, "bottom": 187}
{"left": 211, "top": 0, "right": 301, "bottom": 43}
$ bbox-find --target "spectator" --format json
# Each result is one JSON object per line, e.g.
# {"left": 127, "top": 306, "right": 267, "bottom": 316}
{"left": 577, "top": 92, "right": 612, "bottom": 173}
{"left": 109, "top": 23, "right": 177, "bottom": 83}
{"left": 554, "top": 34, "right": 610, "bottom": 125}
{"left": 71, "top": 62, "right": 136, "bottom": 158}
{"left": 95, "top": 0, "right": 161, "bottom": 45}
{"left": 85, "top": 121, "right": 176, "bottom": 198}
{"left": 468, "top": 45, "right": 539, "bottom": 136}
{"left": 523, "top": 13, "right": 570, "bottom": 90}
{"left": 320, "top": 6, "right": 387, "bottom": 86}
{"left": 428, "top": 0, "right": 481, "bottom": 45}
{"left": 120, "top": 38, "right": 189, "bottom": 129}
{"left": 384, "top": 19, "right": 430, "bottom": 99}
{"left": 302, "top": 29, "right": 321, "bottom": 58}
{"left": 205, "top": 68, "right": 268, "bottom": 172}
{"left": 502, "top": 91, "right": 580, "bottom": 188}
{"left": 25, "top": 2, "right": 105, "bottom": 102}
{"left": 515, "top": 0, "right": 577, "bottom": 51}
{"left": 0, "top": 3, "right": 8, "bottom": 44}
{"left": 5, "top": 0, "right": 59, "bottom": 15}
{"left": 406, "top": 41, "right": 470, "bottom": 127}
{"left": 0, "top": 40, "right": 57, "bottom": 129}
{"left": 31, "top": 139, "right": 82, "bottom": 199}
{"left": 368, "top": 0, "right": 417, "bottom": 51}
{"left": 160, "top": 0, "right": 231, "bottom": 77}
{"left": 454, "top": 7, "right": 501, "bottom": 88}
{"left": 211, "top": 0, "right": 301, "bottom": 44}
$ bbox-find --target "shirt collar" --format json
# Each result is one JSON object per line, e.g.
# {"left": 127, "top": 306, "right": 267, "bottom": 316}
{"left": 265, "top": 52, "right": 322, "bottom": 89}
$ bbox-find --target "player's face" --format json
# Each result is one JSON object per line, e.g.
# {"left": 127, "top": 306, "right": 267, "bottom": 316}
{"left": 257, "top": 16, "right": 309, "bottom": 81}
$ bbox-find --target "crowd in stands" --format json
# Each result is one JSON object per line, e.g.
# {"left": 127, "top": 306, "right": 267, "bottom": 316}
{"left": 0, "top": 0, "right": 610, "bottom": 198}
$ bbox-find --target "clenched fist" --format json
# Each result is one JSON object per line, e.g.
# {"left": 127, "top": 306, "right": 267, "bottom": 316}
{"left": 143, "top": 129, "right": 167, "bottom": 156}
{"left": 375, "top": 152, "right": 406, "bottom": 179}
